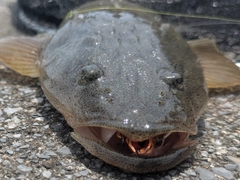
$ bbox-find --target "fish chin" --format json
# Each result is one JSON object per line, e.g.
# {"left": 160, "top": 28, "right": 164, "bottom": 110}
{"left": 71, "top": 126, "right": 198, "bottom": 172}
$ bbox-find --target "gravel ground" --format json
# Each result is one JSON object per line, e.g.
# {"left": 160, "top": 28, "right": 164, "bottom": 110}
{"left": 0, "top": 0, "right": 240, "bottom": 180}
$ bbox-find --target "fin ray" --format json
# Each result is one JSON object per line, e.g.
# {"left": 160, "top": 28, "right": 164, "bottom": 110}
{"left": 188, "top": 39, "right": 240, "bottom": 88}
{"left": 0, "top": 36, "right": 50, "bottom": 77}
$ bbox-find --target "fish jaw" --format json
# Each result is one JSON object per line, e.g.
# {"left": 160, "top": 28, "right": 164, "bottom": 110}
{"left": 71, "top": 125, "right": 198, "bottom": 173}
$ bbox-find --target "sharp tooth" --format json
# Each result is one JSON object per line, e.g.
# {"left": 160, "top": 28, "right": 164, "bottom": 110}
{"left": 184, "top": 133, "right": 189, "bottom": 141}
{"left": 116, "top": 132, "right": 122, "bottom": 139}
{"left": 116, "top": 132, "right": 126, "bottom": 145}
{"left": 154, "top": 132, "right": 171, "bottom": 148}
{"left": 100, "top": 128, "right": 116, "bottom": 143}
{"left": 163, "top": 132, "right": 171, "bottom": 139}
{"left": 126, "top": 138, "right": 137, "bottom": 153}
{"left": 154, "top": 138, "right": 164, "bottom": 148}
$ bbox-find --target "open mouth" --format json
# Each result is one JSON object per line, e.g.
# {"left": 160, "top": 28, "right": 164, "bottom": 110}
{"left": 73, "top": 126, "right": 197, "bottom": 157}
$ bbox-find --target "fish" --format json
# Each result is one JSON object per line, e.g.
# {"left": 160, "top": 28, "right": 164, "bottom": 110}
{"left": 0, "top": 0, "right": 240, "bottom": 173}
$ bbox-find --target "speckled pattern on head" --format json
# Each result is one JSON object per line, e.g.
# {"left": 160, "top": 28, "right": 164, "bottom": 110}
{"left": 40, "top": 9, "right": 208, "bottom": 134}
{"left": 38, "top": 1, "right": 208, "bottom": 172}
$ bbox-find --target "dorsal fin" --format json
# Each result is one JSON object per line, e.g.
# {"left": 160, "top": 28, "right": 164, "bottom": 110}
{"left": 0, "top": 35, "right": 50, "bottom": 77}
{"left": 188, "top": 39, "right": 240, "bottom": 89}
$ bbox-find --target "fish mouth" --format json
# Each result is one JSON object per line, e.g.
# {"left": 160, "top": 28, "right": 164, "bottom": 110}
{"left": 72, "top": 126, "right": 197, "bottom": 158}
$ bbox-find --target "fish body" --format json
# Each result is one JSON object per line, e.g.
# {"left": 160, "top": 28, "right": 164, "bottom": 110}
{"left": 0, "top": 0, "right": 240, "bottom": 173}
{"left": 40, "top": 2, "right": 208, "bottom": 172}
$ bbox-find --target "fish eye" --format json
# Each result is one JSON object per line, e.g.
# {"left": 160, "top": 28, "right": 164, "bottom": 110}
{"left": 163, "top": 73, "right": 184, "bottom": 90}
{"left": 173, "top": 77, "right": 184, "bottom": 90}
{"left": 175, "top": 77, "right": 183, "bottom": 84}
{"left": 78, "top": 64, "right": 103, "bottom": 85}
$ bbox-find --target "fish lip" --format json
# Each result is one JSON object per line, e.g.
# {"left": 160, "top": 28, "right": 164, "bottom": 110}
{"left": 71, "top": 126, "right": 198, "bottom": 172}
{"left": 72, "top": 125, "right": 197, "bottom": 158}
{"left": 69, "top": 120, "right": 198, "bottom": 141}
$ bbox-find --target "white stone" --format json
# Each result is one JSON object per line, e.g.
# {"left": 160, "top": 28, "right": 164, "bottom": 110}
{"left": 212, "top": 167, "right": 234, "bottom": 180}
{"left": 17, "top": 165, "right": 33, "bottom": 173}
{"left": 42, "top": 171, "right": 52, "bottom": 178}
{"left": 4, "top": 107, "right": 22, "bottom": 116}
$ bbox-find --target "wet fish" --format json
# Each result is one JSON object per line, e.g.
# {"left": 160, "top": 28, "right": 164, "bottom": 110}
{"left": 0, "top": 0, "right": 240, "bottom": 173}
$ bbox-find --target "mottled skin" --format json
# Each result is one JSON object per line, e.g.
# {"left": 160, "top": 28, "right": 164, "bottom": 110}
{"left": 1, "top": 0, "right": 240, "bottom": 173}
{"left": 38, "top": 1, "right": 208, "bottom": 172}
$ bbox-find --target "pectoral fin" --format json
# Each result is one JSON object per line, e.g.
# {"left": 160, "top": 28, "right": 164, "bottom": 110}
{"left": 0, "top": 36, "right": 50, "bottom": 77}
{"left": 188, "top": 39, "right": 240, "bottom": 88}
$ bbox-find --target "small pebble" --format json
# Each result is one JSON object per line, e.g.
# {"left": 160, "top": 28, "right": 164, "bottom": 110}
{"left": 74, "top": 172, "right": 81, "bottom": 178}
{"left": 224, "top": 51, "right": 236, "bottom": 59}
{"left": 35, "top": 117, "right": 44, "bottom": 122}
{"left": 214, "top": 140, "right": 222, "bottom": 146}
{"left": 20, "top": 154, "right": 28, "bottom": 159}
{"left": 196, "top": 167, "right": 216, "bottom": 180}
{"left": 79, "top": 170, "right": 89, "bottom": 176}
{"left": 7, "top": 149, "right": 14, "bottom": 155}
{"left": 184, "top": 169, "right": 196, "bottom": 176}
{"left": 65, "top": 175, "right": 73, "bottom": 179}
{"left": 180, "top": 162, "right": 190, "bottom": 168}
{"left": 8, "top": 122, "right": 17, "bottom": 129}
{"left": 32, "top": 97, "right": 44, "bottom": 103}
{"left": 50, "top": 122, "right": 65, "bottom": 131}
{"left": 42, "top": 170, "right": 52, "bottom": 178}
{"left": 13, "top": 134, "right": 22, "bottom": 138}
{"left": 224, "top": 164, "right": 237, "bottom": 171}
{"left": 12, "top": 116, "right": 20, "bottom": 123}
{"left": 18, "top": 87, "right": 33, "bottom": 94}
{"left": 17, "top": 165, "right": 33, "bottom": 173}
{"left": 221, "top": 102, "right": 233, "bottom": 108}
{"left": 37, "top": 154, "right": 50, "bottom": 159}
{"left": 2, "top": 160, "right": 11, "bottom": 166}
{"left": 168, "top": 170, "right": 177, "bottom": 176}
{"left": 208, "top": 149, "right": 215, "bottom": 153}
{"left": 3, "top": 107, "right": 22, "bottom": 116}
{"left": 16, "top": 158, "right": 24, "bottom": 163}
{"left": 46, "top": 142, "right": 56, "bottom": 147}
{"left": 227, "top": 156, "right": 240, "bottom": 172}
{"left": 50, "top": 177, "right": 59, "bottom": 180}
{"left": 33, "top": 133, "right": 42, "bottom": 137}
{"left": 57, "top": 146, "right": 72, "bottom": 155}
{"left": 43, "top": 150, "right": 57, "bottom": 156}
{"left": 13, "top": 142, "right": 21, "bottom": 148}
{"left": 212, "top": 167, "right": 234, "bottom": 180}
{"left": 94, "top": 159, "right": 104, "bottom": 169}
{"left": 20, "top": 144, "right": 30, "bottom": 149}
{"left": 227, "top": 147, "right": 238, "bottom": 151}
{"left": 0, "top": 138, "right": 6, "bottom": 143}
{"left": 201, "top": 151, "right": 208, "bottom": 157}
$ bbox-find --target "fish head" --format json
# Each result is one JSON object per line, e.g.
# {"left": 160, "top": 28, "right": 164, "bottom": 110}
{"left": 39, "top": 6, "right": 208, "bottom": 173}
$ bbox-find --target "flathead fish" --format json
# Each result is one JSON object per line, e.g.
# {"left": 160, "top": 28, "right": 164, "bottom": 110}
{"left": 0, "top": 0, "right": 240, "bottom": 173}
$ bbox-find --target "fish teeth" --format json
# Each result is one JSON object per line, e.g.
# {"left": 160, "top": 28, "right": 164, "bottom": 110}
{"left": 154, "top": 132, "right": 171, "bottom": 148}
{"left": 116, "top": 132, "right": 126, "bottom": 146}
{"left": 163, "top": 132, "right": 172, "bottom": 139}
{"left": 184, "top": 133, "right": 189, "bottom": 141}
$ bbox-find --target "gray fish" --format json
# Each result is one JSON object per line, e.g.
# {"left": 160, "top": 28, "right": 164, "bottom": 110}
{"left": 0, "top": 0, "right": 240, "bottom": 173}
